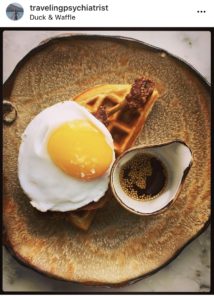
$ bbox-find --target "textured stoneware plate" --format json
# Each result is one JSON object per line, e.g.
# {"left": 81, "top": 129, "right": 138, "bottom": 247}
{"left": 3, "top": 34, "right": 211, "bottom": 287}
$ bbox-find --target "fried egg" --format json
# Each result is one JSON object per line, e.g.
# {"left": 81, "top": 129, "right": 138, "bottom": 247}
{"left": 18, "top": 101, "right": 115, "bottom": 212}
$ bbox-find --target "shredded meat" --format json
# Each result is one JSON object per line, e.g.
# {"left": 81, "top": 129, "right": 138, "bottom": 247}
{"left": 126, "top": 77, "right": 155, "bottom": 109}
{"left": 93, "top": 105, "right": 109, "bottom": 126}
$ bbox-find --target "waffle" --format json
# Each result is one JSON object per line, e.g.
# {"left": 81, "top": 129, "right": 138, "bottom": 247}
{"left": 66, "top": 83, "right": 159, "bottom": 230}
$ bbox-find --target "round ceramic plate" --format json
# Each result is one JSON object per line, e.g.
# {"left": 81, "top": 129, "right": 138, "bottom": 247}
{"left": 3, "top": 35, "right": 210, "bottom": 286}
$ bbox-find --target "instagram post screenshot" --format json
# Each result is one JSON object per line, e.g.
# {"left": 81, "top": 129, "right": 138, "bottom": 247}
{"left": 0, "top": 0, "right": 213, "bottom": 296}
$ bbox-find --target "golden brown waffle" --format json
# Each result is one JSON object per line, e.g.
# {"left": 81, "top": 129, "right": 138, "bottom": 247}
{"left": 67, "top": 84, "right": 159, "bottom": 230}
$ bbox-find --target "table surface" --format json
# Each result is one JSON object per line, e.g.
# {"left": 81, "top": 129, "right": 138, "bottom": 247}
{"left": 3, "top": 30, "right": 211, "bottom": 293}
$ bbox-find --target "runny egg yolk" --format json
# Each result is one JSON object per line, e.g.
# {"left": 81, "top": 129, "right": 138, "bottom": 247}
{"left": 47, "top": 120, "right": 113, "bottom": 180}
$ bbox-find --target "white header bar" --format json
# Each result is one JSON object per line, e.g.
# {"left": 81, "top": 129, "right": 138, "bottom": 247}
{"left": 0, "top": 0, "right": 213, "bottom": 28}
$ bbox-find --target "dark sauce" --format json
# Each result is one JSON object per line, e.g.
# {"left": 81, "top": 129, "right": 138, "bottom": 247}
{"left": 119, "top": 153, "right": 167, "bottom": 201}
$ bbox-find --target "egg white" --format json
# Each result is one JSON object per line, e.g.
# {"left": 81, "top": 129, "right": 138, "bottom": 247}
{"left": 18, "top": 101, "right": 115, "bottom": 212}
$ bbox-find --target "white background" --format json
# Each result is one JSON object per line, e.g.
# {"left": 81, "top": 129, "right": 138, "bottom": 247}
{"left": 0, "top": 0, "right": 214, "bottom": 27}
